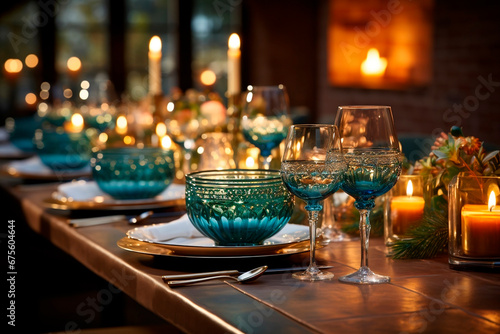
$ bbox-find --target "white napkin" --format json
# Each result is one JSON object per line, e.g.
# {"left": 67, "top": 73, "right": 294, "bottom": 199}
{"left": 8, "top": 156, "right": 90, "bottom": 175}
{"left": 8, "top": 156, "right": 54, "bottom": 175}
{"left": 137, "top": 214, "right": 203, "bottom": 242}
{"left": 58, "top": 181, "right": 186, "bottom": 202}
{"left": 0, "top": 142, "right": 22, "bottom": 155}
{"left": 129, "top": 214, "right": 309, "bottom": 245}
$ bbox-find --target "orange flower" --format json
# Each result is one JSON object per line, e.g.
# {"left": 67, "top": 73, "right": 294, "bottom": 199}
{"left": 460, "top": 136, "right": 481, "bottom": 155}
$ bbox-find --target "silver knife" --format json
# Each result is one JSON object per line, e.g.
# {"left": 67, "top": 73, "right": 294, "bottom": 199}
{"left": 162, "top": 266, "right": 333, "bottom": 281}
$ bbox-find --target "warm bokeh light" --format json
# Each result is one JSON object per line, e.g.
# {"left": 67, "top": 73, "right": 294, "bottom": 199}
{"left": 67, "top": 56, "right": 82, "bottom": 72}
{"left": 245, "top": 156, "right": 256, "bottom": 168}
{"left": 25, "top": 54, "right": 39, "bottom": 68}
{"left": 161, "top": 135, "right": 172, "bottom": 149}
{"left": 200, "top": 69, "right": 216, "bottom": 86}
{"left": 116, "top": 115, "right": 128, "bottom": 135}
{"left": 167, "top": 101, "right": 175, "bottom": 112}
{"left": 40, "top": 90, "right": 49, "bottom": 100}
{"left": 149, "top": 36, "right": 162, "bottom": 53}
{"left": 155, "top": 122, "right": 167, "bottom": 137}
{"left": 41, "top": 82, "right": 50, "bottom": 91}
{"left": 63, "top": 88, "right": 73, "bottom": 99}
{"left": 79, "top": 90, "right": 89, "bottom": 100}
{"left": 123, "top": 135, "right": 135, "bottom": 145}
{"left": 98, "top": 132, "right": 108, "bottom": 144}
{"left": 71, "top": 113, "right": 84, "bottom": 128}
{"left": 25, "top": 93, "right": 37, "bottom": 105}
{"left": 228, "top": 33, "right": 240, "bottom": 49}
{"left": 80, "top": 80, "right": 90, "bottom": 89}
{"left": 4, "top": 59, "right": 23, "bottom": 74}
{"left": 361, "top": 48, "right": 387, "bottom": 77}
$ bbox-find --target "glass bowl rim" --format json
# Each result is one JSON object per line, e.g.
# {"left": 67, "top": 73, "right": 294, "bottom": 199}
{"left": 186, "top": 169, "right": 283, "bottom": 186}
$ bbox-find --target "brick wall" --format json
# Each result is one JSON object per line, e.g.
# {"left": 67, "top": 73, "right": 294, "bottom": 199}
{"left": 317, "top": 0, "right": 500, "bottom": 148}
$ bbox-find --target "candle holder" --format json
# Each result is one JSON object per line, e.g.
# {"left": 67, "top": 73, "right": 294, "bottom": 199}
{"left": 448, "top": 174, "right": 500, "bottom": 270}
{"left": 384, "top": 175, "right": 425, "bottom": 246}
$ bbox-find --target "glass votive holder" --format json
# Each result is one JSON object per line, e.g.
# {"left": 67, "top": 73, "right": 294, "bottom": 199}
{"left": 34, "top": 128, "right": 92, "bottom": 171}
{"left": 448, "top": 174, "right": 500, "bottom": 270}
{"left": 384, "top": 175, "right": 425, "bottom": 246}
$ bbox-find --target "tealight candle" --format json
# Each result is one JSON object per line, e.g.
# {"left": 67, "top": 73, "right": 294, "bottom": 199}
{"left": 390, "top": 180, "right": 425, "bottom": 235}
{"left": 461, "top": 191, "right": 500, "bottom": 257}
{"left": 63, "top": 113, "right": 84, "bottom": 133}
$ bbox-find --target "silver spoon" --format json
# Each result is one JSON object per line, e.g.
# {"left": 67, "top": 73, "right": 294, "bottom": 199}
{"left": 167, "top": 266, "right": 268, "bottom": 287}
{"left": 128, "top": 210, "right": 153, "bottom": 224}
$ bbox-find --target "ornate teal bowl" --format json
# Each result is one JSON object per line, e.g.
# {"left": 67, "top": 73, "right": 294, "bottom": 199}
{"left": 91, "top": 147, "right": 175, "bottom": 200}
{"left": 35, "top": 128, "right": 91, "bottom": 171}
{"left": 186, "top": 169, "right": 294, "bottom": 246}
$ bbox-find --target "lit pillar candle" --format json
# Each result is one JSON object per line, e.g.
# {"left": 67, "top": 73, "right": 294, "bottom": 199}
{"left": 390, "top": 180, "right": 425, "bottom": 235}
{"left": 227, "top": 33, "right": 241, "bottom": 96}
{"left": 149, "top": 36, "right": 162, "bottom": 95}
{"left": 461, "top": 191, "right": 500, "bottom": 257}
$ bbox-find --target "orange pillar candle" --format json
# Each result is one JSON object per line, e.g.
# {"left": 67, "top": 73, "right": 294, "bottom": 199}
{"left": 461, "top": 191, "right": 500, "bottom": 257}
{"left": 390, "top": 180, "right": 425, "bottom": 235}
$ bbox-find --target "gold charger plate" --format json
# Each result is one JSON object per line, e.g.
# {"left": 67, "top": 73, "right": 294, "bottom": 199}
{"left": 117, "top": 236, "right": 320, "bottom": 259}
{"left": 44, "top": 181, "right": 186, "bottom": 211}
{"left": 1, "top": 162, "right": 90, "bottom": 181}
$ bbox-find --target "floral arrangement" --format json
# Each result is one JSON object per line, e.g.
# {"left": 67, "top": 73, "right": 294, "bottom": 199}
{"left": 390, "top": 126, "right": 500, "bottom": 259}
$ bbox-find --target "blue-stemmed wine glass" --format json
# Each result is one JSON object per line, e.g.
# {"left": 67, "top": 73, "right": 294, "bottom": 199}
{"left": 335, "top": 106, "right": 403, "bottom": 284}
{"left": 241, "top": 85, "right": 292, "bottom": 169}
{"left": 280, "top": 124, "right": 346, "bottom": 281}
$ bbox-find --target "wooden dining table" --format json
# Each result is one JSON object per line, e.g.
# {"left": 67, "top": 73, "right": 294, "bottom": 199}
{"left": 3, "top": 180, "right": 500, "bottom": 334}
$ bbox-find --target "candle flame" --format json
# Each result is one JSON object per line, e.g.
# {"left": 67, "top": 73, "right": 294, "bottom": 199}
{"left": 228, "top": 33, "right": 240, "bottom": 50}
{"left": 116, "top": 115, "right": 128, "bottom": 135}
{"left": 161, "top": 135, "right": 172, "bottom": 149}
{"left": 149, "top": 36, "right": 162, "bottom": 53}
{"left": 361, "top": 48, "right": 387, "bottom": 77}
{"left": 488, "top": 191, "right": 496, "bottom": 212}
{"left": 71, "top": 113, "right": 84, "bottom": 129}
{"left": 406, "top": 180, "right": 414, "bottom": 197}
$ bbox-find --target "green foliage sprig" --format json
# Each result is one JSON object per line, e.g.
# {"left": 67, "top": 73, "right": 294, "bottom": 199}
{"left": 389, "top": 126, "right": 500, "bottom": 259}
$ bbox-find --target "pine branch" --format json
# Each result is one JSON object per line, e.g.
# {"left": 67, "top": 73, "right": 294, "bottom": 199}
{"left": 390, "top": 209, "right": 448, "bottom": 259}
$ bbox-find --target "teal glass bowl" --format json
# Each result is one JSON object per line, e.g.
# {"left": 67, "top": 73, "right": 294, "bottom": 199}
{"left": 91, "top": 147, "right": 175, "bottom": 200}
{"left": 34, "top": 128, "right": 92, "bottom": 171}
{"left": 186, "top": 169, "right": 294, "bottom": 246}
{"left": 6, "top": 115, "right": 43, "bottom": 152}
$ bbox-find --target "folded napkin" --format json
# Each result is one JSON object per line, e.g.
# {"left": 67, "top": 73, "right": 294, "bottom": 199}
{"left": 58, "top": 181, "right": 186, "bottom": 202}
{"left": 137, "top": 214, "right": 203, "bottom": 242}
{"left": 8, "top": 156, "right": 53, "bottom": 175}
{"left": 8, "top": 156, "right": 90, "bottom": 175}
{"left": 0, "top": 142, "right": 22, "bottom": 155}
{"left": 129, "top": 214, "right": 309, "bottom": 245}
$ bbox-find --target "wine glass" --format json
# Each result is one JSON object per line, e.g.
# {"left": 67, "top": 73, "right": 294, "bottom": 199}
{"left": 241, "top": 85, "right": 292, "bottom": 169}
{"left": 335, "top": 106, "right": 403, "bottom": 284}
{"left": 280, "top": 124, "right": 346, "bottom": 281}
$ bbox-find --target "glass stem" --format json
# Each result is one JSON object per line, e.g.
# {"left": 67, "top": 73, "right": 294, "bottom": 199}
{"left": 358, "top": 209, "right": 371, "bottom": 269}
{"left": 261, "top": 154, "right": 272, "bottom": 170}
{"left": 307, "top": 210, "right": 320, "bottom": 272}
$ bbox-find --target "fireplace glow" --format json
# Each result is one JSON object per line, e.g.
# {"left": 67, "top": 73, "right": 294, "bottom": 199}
{"left": 361, "top": 48, "right": 387, "bottom": 77}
